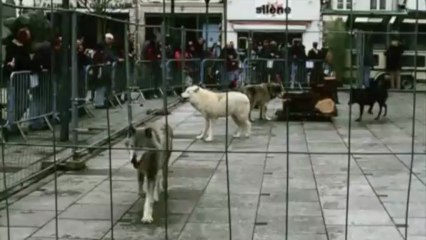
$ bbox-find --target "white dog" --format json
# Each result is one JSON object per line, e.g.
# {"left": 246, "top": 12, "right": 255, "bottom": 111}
{"left": 181, "top": 85, "right": 251, "bottom": 141}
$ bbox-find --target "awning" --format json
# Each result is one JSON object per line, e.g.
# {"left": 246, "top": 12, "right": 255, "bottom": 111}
{"left": 230, "top": 20, "right": 310, "bottom": 32}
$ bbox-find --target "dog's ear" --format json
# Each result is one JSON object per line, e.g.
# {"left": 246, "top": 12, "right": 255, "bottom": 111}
{"left": 127, "top": 125, "right": 136, "bottom": 137}
{"left": 144, "top": 128, "right": 153, "bottom": 138}
{"left": 194, "top": 86, "right": 200, "bottom": 93}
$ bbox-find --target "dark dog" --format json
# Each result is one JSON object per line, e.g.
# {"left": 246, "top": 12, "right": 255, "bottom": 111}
{"left": 348, "top": 79, "right": 388, "bottom": 122}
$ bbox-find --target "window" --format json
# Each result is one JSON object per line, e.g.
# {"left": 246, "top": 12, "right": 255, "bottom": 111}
{"left": 346, "top": 0, "right": 352, "bottom": 9}
{"left": 380, "top": 0, "right": 386, "bottom": 9}
{"left": 350, "top": 53, "right": 379, "bottom": 67}
{"left": 371, "top": 0, "right": 386, "bottom": 10}
{"left": 337, "top": 0, "right": 343, "bottom": 9}
{"left": 370, "top": 0, "right": 377, "bottom": 9}
{"left": 401, "top": 55, "right": 426, "bottom": 67}
{"left": 337, "top": 0, "right": 352, "bottom": 10}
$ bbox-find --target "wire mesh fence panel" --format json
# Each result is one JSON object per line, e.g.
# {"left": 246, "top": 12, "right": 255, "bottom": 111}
{"left": 0, "top": 1, "right": 425, "bottom": 240}
{"left": 166, "top": 58, "right": 201, "bottom": 93}
{"left": 200, "top": 58, "right": 227, "bottom": 88}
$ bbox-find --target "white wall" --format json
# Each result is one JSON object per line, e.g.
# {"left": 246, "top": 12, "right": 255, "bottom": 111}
{"left": 405, "top": 0, "right": 426, "bottom": 10}
{"left": 303, "top": 20, "right": 322, "bottom": 50}
{"left": 226, "top": 0, "right": 321, "bottom": 49}
{"left": 228, "top": 0, "right": 320, "bottom": 21}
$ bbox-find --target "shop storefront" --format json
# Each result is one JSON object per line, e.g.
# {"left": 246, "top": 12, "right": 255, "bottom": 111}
{"left": 227, "top": 0, "right": 322, "bottom": 49}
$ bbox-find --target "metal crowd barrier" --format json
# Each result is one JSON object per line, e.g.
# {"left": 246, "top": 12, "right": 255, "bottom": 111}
{"left": 132, "top": 60, "right": 163, "bottom": 98}
{"left": 242, "top": 58, "right": 326, "bottom": 89}
{"left": 0, "top": 70, "right": 56, "bottom": 141}
{"left": 199, "top": 58, "right": 226, "bottom": 88}
{"left": 82, "top": 63, "right": 117, "bottom": 112}
{"left": 111, "top": 61, "right": 127, "bottom": 108}
{"left": 127, "top": 60, "right": 146, "bottom": 102}
{"left": 165, "top": 58, "right": 201, "bottom": 95}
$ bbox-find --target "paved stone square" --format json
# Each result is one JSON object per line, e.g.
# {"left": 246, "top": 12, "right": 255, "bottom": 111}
{"left": 0, "top": 92, "right": 425, "bottom": 240}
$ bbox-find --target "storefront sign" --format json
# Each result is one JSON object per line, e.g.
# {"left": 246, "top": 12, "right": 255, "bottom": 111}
{"left": 256, "top": 2, "right": 284, "bottom": 15}
{"left": 255, "top": 0, "right": 288, "bottom": 18}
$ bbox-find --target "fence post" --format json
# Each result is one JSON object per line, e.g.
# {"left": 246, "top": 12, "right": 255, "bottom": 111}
{"left": 71, "top": 10, "right": 78, "bottom": 158}
{"left": 0, "top": 0, "right": 5, "bottom": 144}
{"left": 161, "top": 22, "right": 168, "bottom": 103}
{"left": 243, "top": 58, "right": 249, "bottom": 85}
{"left": 59, "top": 2, "right": 71, "bottom": 142}
{"left": 180, "top": 26, "right": 186, "bottom": 92}
{"left": 200, "top": 59, "right": 204, "bottom": 85}
{"left": 124, "top": 23, "right": 133, "bottom": 126}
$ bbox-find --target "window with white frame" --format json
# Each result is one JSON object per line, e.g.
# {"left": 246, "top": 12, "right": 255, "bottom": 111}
{"left": 370, "top": 0, "right": 386, "bottom": 10}
{"left": 336, "top": 0, "right": 352, "bottom": 10}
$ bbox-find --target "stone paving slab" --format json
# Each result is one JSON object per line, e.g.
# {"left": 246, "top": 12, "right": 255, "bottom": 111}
{"left": 0, "top": 92, "right": 425, "bottom": 240}
{"left": 0, "top": 97, "right": 179, "bottom": 193}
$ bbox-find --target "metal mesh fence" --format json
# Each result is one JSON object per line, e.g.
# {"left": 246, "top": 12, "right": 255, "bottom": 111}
{"left": 0, "top": 0, "right": 425, "bottom": 240}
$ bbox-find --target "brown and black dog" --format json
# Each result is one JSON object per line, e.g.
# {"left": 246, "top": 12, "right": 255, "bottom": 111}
{"left": 242, "top": 82, "right": 284, "bottom": 121}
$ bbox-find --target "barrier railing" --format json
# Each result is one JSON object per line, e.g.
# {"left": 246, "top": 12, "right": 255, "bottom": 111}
{"left": 165, "top": 58, "right": 201, "bottom": 94}
{"left": 0, "top": 70, "right": 56, "bottom": 141}
{"left": 242, "top": 58, "right": 289, "bottom": 85}
{"left": 111, "top": 61, "right": 127, "bottom": 108}
{"left": 83, "top": 63, "right": 116, "bottom": 110}
{"left": 133, "top": 60, "right": 163, "bottom": 98}
{"left": 242, "top": 58, "right": 328, "bottom": 89}
{"left": 199, "top": 58, "right": 226, "bottom": 88}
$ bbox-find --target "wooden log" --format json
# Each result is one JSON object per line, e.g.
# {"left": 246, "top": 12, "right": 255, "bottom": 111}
{"left": 315, "top": 98, "right": 335, "bottom": 114}
{"left": 280, "top": 92, "right": 337, "bottom": 117}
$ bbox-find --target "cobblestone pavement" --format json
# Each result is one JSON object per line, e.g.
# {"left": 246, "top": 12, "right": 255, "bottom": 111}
{"left": 0, "top": 92, "right": 424, "bottom": 240}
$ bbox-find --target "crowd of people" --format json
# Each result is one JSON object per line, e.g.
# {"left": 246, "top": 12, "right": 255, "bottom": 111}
{"left": 0, "top": 26, "right": 405, "bottom": 132}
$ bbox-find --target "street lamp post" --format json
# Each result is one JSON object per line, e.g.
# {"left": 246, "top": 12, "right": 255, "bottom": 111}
{"left": 205, "top": 0, "right": 210, "bottom": 51}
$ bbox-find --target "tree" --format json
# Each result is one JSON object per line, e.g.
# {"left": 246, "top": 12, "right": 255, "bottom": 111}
{"left": 77, "top": 0, "right": 114, "bottom": 42}
{"left": 2, "top": 10, "right": 53, "bottom": 47}
{"left": 324, "top": 18, "right": 348, "bottom": 83}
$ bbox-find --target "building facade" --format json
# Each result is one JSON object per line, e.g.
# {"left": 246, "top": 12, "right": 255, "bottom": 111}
{"left": 131, "top": 0, "right": 224, "bottom": 49}
{"left": 226, "top": 0, "right": 322, "bottom": 49}
{"left": 323, "top": 0, "right": 425, "bottom": 11}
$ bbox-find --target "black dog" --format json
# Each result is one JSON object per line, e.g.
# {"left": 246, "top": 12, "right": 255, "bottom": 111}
{"left": 348, "top": 79, "right": 388, "bottom": 122}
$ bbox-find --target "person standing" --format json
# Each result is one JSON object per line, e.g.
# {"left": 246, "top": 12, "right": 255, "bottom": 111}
{"left": 385, "top": 39, "right": 404, "bottom": 89}
{"left": 221, "top": 42, "right": 239, "bottom": 89}
{"left": 362, "top": 35, "right": 374, "bottom": 89}
{"left": 307, "top": 41, "right": 323, "bottom": 86}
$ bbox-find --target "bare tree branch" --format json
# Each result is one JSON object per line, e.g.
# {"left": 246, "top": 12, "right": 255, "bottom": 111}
{"left": 77, "top": 0, "right": 94, "bottom": 12}
{"left": 76, "top": 0, "right": 115, "bottom": 13}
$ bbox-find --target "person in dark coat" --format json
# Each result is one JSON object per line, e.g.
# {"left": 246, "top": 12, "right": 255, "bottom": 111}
{"left": 3, "top": 28, "right": 32, "bottom": 127}
{"left": 307, "top": 42, "right": 324, "bottom": 86}
{"left": 362, "top": 35, "right": 374, "bottom": 88}
{"left": 257, "top": 40, "right": 271, "bottom": 83}
{"left": 27, "top": 41, "right": 53, "bottom": 130}
{"left": 3, "top": 28, "right": 32, "bottom": 77}
{"left": 221, "top": 42, "right": 239, "bottom": 89}
{"left": 290, "top": 40, "right": 305, "bottom": 88}
{"left": 384, "top": 40, "right": 404, "bottom": 89}
{"left": 269, "top": 41, "right": 283, "bottom": 83}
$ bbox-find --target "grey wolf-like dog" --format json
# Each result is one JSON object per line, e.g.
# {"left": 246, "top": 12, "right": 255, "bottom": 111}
{"left": 125, "top": 121, "right": 173, "bottom": 223}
